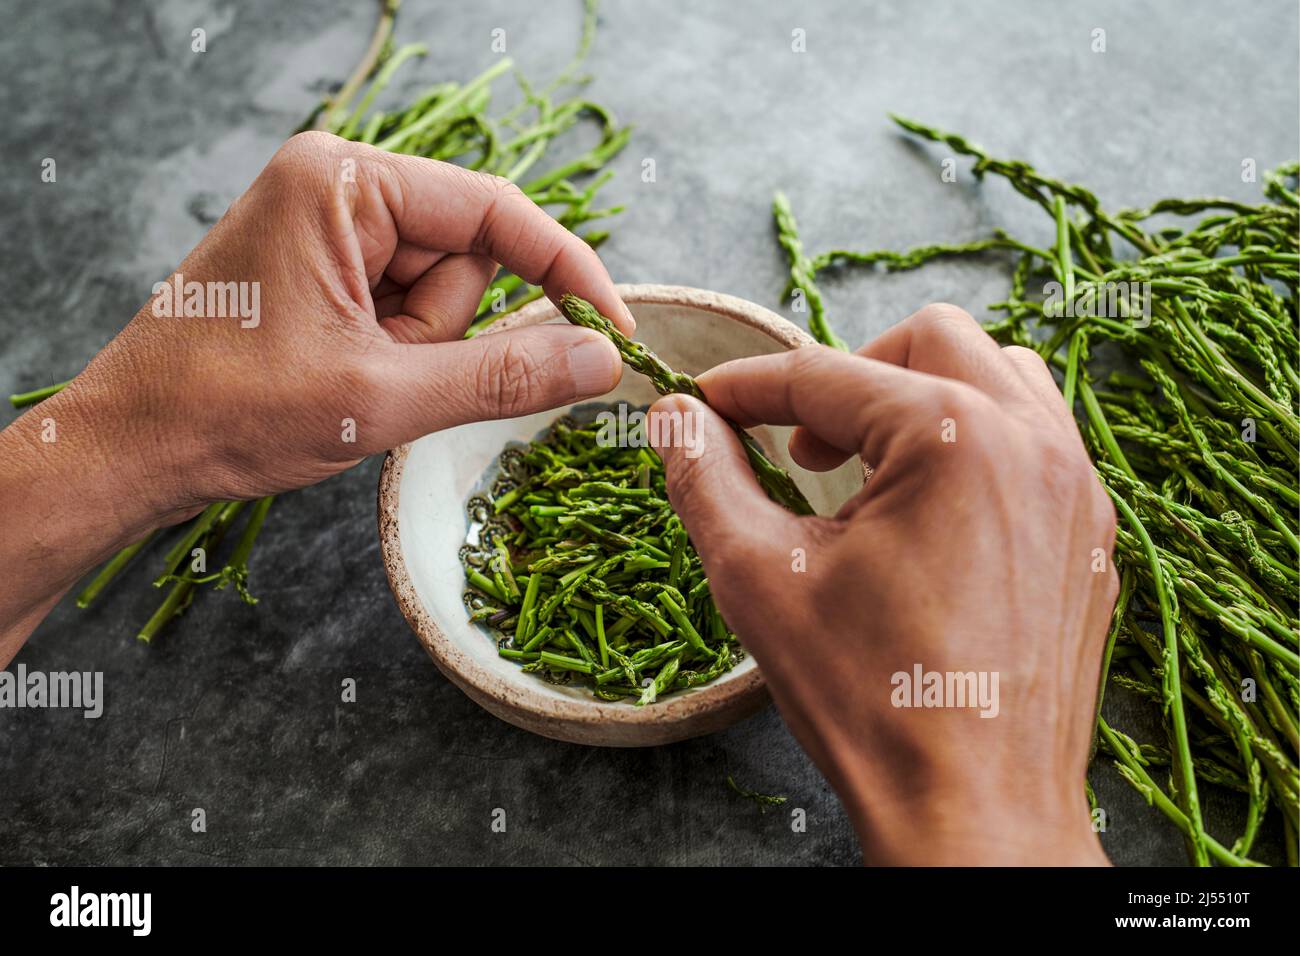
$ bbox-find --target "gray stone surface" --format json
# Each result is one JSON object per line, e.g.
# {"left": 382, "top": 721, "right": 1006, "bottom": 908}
{"left": 1, "top": 0, "right": 1294, "bottom": 866}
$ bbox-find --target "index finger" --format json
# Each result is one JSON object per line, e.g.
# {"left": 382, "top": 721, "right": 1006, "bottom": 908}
{"left": 377, "top": 149, "right": 634, "bottom": 333}
{"left": 697, "top": 345, "right": 971, "bottom": 469}
{"left": 789, "top": 303, "right": 1043, "bottom": 470}
{"left": 861, "top": 303, "right": 1030, "bottom": 404}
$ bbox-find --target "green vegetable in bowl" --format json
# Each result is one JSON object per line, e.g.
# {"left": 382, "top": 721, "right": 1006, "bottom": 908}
{"left": 461, "top": 413, "right": 742, "bottom": 704}
{"left": 462, "top": 295, "right": 821, "bottom": 703}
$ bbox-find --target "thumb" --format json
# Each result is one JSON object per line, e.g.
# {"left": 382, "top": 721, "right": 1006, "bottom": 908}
{"left": 369, "top": 325, "right": 621, "bottom": 447}
{"left": 647, "top": 393, "right": 792, "bottom": 573}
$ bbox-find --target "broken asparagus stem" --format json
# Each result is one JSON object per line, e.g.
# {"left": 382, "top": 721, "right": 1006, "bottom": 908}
{"left": 726, "top": 774, "right": 790, "bottom": 812}
{"left": 138, "top": 501, "right": 247, "bottom": 643}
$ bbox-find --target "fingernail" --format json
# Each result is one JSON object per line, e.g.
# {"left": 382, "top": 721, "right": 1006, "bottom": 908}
{"left": 568, "top": 334, "right": 620, "bottom": 397}
{"left": 620, "top": 301, "right": 636, "bottom": 333}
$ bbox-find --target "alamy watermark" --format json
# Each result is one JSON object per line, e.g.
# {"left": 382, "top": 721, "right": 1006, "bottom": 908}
{"left": 0, "top": 664, "right": 103, "bottom": 718}
{"left": 1043, "top": 279, "right": 1151, "bottom": 326}
{"left": 50, "top": 886, "right": 150, "bottom": 936}
{"left": 151, "top": 272, "right": 261, "bottom": 328}
{"left": 891, "top": 663, "right": 1000, "bottom": 718}
{"left": 595, "top": 403, "right": 702, "bottom": 457}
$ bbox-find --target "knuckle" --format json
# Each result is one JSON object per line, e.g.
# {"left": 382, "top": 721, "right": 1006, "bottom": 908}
{"left": 946, "top": 381, "right": 994, "bottom": 417}
{"left": 910, "top": 301, "right": 978, "bottom": 335}
{"left": 789, "top": 342, "right": 827, "bottom": 374}
{"left": 929, "top": 381, "right": 996, "bottom": 436}
{"left": 262, "top": 131, "right": 352, "bottom": 197}
{"left": 920, "top": 382, "right": 1025, "bottom": 473}
{"left": 1002, "top": 344, "right": 1046, "bottom": 369}
{"left": 490, "top": 173, "right": 524, "bottom": 199}
{"left": 472, "top": 173, "right": 533, "bottom": 253}
{"left": 470, "top": 170, "right": 525, "bottom": 206}
{"left": 785, "top": 343, "right": 835, "bottom": 392}
{"left": 275, "top": 130, "right": 342, "bottom": 166}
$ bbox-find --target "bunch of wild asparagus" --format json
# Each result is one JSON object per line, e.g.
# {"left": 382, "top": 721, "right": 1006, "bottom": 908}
{"left": 8, "top": 0, "right": 628, "bottom": 640}
{"left": 774, "top": 116, "right": 1299, "bottom": 866}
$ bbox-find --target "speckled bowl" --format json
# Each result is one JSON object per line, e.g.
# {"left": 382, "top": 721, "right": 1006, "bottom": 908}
{"left": 378, "top": 284, "right": 863, "bottom": 746}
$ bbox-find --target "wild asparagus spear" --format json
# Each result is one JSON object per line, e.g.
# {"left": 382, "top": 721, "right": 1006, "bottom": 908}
{"left": 138, "top": 501, "right": 247, "bottom": 643}
{"left": 8, "top": 381, "right": 70, "bottom": 408}
{"left": 772, "top": 191, "right": 845, "bottom": 351}
{"left": 557, "top": 293, "right": 816, "bottom": 516}
{"left": 75, "top": 531, "right": 159, "bottom": 609}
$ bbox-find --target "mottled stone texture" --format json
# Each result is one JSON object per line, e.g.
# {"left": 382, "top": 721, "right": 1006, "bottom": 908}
{"left": 1, "top": 0, "right": 1294, "bottom": 866}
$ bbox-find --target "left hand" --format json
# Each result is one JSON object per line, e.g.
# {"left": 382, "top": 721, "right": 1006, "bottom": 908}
{"left": 0, "top": 131, "right": 630, "bottom": 659}
{"left": 72, "top": 130, "right": 632, "bottom": 521}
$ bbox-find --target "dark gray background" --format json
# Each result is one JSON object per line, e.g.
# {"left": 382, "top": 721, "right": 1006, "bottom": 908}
{"left": 1, "top": 0, "right": 1295, "bottom": 866}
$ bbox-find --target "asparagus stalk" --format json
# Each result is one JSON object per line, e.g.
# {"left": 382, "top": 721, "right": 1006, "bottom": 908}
{"left": 75, "top": 531, "right": 159, "bottom": 609}
{"left": 557, "top": 293, "right": 816, "bottom": 516}
{"left": 772, "top": 191, "right": 845, "bottom": 350}
{"left": 8, "top": 380, "right": 69, "bottom": 408}
{"left": 138, "top": 502, "right": 246, "bottom": 643}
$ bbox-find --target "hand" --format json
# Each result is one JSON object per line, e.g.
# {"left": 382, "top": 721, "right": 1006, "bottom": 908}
{"left": 77, "top": 130, "right": 632, "bottom": 520}
{"left": 0, "top": 131, "right": 629, "bottom": 659}
{"left": 649, "top": 304, "right": 1118, "bottom": 865}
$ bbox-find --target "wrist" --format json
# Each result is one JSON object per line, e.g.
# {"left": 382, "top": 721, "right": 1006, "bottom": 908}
{"left": 62, "top": 343, "right": 209, "bottom": 521}
{"left": 839, "top": 769, "right": 1108, "bottom": 866}
{"left": 853, "top": 805, "right": 1108, "bottom": 866}
{"left": 4, "top": 409, "right": 141, "bottom": 536}
{"left": 0, "top": 378, "right": 177, "bottom": 578}
{"left": 0, "top": 365, "right": 210, "bottom": 663}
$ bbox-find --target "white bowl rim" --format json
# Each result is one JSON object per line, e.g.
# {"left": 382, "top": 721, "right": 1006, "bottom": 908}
{"left": 376, "top": 284, "right": 812, "bottom": 744}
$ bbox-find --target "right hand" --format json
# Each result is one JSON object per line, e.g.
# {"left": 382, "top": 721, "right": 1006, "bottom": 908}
{"left": 649, "top": 303, "right": 1117, "bottom": 865}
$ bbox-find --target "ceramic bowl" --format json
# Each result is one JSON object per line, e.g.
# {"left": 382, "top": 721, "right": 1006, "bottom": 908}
{"left": 377, "top": 283, "right": 863, "bottom": 746}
